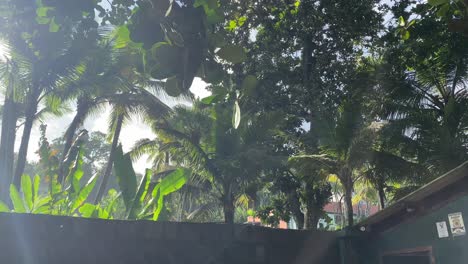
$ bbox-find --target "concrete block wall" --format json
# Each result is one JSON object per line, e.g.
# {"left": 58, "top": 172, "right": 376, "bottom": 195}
{"left": 0, "top": 213, "right": 339, "bottom": 264}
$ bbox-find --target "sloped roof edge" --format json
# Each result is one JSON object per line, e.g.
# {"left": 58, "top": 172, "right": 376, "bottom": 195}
{"left": 357, "top": 161, "right": 468, "bottom": 232}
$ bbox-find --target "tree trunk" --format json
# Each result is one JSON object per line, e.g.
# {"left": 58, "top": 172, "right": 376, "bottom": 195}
{"left": 223, "top": 197, "right": 235, "bottom": 224}
{"left": 339, "top": 167, "right": 354, "bottom": 227}
{"left": 94, "top": 113, "right": 124, "bottom": 203}
{"left": 290, "top": 192, "right": 304, "bottom": 230}
{"left": 0, "top": 92, "right": 17, "bottom": 200}
{"left": 338, "top": 196, "right": 345, "bottom": 226}
{"left": 339, "top": 166, "right": 354, "bottom": 227}
{"left": 58, "top": 98, "right": 90, "bottom": 183}
{"left": 13, "top": 85, "right": 40, "bottom": 187}
{"left": 378, "top": 184, "right": 386, "bottom": 210}
{"left": 303, "top": 207, "right": 320, "bottom": 230}
{"left": 344, "top": 185, "right": 354, "bottom": 227}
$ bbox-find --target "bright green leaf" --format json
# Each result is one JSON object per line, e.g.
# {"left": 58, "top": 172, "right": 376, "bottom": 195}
{"left": 152, "top": 168, "right": 190, "bottom": 221}
{"left": 49, "top": 17, "right": 60, "bottom": 32}
{"left": 69, "top": 148, "right": 84, "bottom": 194}
{"left": 0, "top": 201, "right": 9, "bottom": 212}
{"left": 51, "top": 175, "right": 62, "bottom": 195}
{"left": 227, "top": 20, "right": 237, "bottom": 31}
{"left": 36, "top": 6, "right": 53, "bottom": 17}
{"left": 216, "top": 45, "right": 247, "bottom": 64}
{"left": 71, "top": 175, "right": 97, "bottom": 213}
{"left": 33, "top": 205, "right": 50, "bottom": 214}
{"left": 114, "top": 26, "right": 131, "bottom": 49}
{"left": 32, "top": 196, "right": 51, "bottom": 214}
{"left": 79, "top": 203, "right": 96, "bottom": 218}
{"left": 233, "top": 100, "right": 241, "bottom": 129}
{"left": 294, "top": 0, "right": 300, "bottom": 8}
{"left": 201, "top": 95, "right": 218, "bottom": 105}
{"left": 21, "top": 175, "right": 33, "bottom": 211}
{"left": 402, "top": 30, "right": 410, "bottom": 40}
{"left": 153, "top": 190, "right": 165, "bottom": 221}
{"left": 103, "top": 190, "right": 119, "bottom": 214}
{"left": 407, "top": 19, "right": 416, "bottom": 27}
{"left": 247, "top": 209, "right": 255, "bottom": 217}
{"left": 33, "top": 175, "right": 40, "bottom": 203}
{"left": 238, "top": 16, "right": 247, "bottom": 27}
{"left": 98, "top": 208, "right": 110, "bottom": 219}
{"left": 398, "top": 16, "right": 405, "bottom": 27}
{"left": 36, "top": 16, "right": 50, "bottom": 25}
{"left": 352, "top": 194, "right": 363, "bottom": 205}
{"left": 158, "top": 168, "right": 189, "bottom": 196}
{"left": 138, "top": 169, "right": 152, "bottom": 203}
{"left": 10, "top": 185, "right": 26, "bottom": 213}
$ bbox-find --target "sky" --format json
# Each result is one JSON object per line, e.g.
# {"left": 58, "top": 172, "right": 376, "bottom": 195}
{"left": 14, "top": 78, "right": 211, "bottom": 174}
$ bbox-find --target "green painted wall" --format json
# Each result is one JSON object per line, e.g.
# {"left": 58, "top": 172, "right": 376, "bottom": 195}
{"left": 360, "top": 195, "right": 468, "bottom": 264}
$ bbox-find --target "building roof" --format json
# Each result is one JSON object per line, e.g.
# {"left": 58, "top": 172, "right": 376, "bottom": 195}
{"left": 357, "top": 161, "right": 468, "bottom": 233}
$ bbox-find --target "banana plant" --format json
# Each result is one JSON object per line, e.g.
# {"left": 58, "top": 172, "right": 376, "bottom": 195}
{"left": 0, "top": 147, "right": 97, "bottom": 216}
{"left": 112, "top": 144, "right": 190, "bottom": 220}
{"left": 0, "top": 175, "right": 50, "bottom": 214}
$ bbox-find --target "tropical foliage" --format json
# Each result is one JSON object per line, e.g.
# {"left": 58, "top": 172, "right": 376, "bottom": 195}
{"left": 0, "top": 0, "right": 466, "bottom": 229}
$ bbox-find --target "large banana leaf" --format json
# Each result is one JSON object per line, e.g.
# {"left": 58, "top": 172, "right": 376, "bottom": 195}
{"left": 152, "top": 168, "right": 190, "bottom": 220}
{"left": 127, "top": 169, "right": 152, "bottom": 219}
{"left": 113, "top": 144, "right": 137, "bottom": 209}
{"left": 21, "top": 174, "right": 33, "bottom": 211}
{"left": 9, "top": 185, "right": 26, "bottom": 213}
{"left": 70, "top": 175, "right": 98, "bottom": 213}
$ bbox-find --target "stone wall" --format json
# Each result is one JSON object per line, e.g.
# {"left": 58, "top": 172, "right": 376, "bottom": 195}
{"left": 0, "top": 213, "right": 340, "bottom": 264}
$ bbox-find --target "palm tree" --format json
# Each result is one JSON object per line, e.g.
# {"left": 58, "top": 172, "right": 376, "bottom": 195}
{"left": 363, "top": 147, "right": 428, "bottom": 209}
{"left": 131, "top": 101, "right": 282, "bottom": 224}
{"left": 54, "top": 43, "right": 132, "bottom": 183}
{"left": 0, "top": 55, "right": 27, "bottom": 200}
{"left": 94, "top": 87, "right": 172, "bottom": 203}
{"left": 376, "top": 12, "right": 468, "bottom": 176}
{"left": 289, "top": 95, "right": 374, "bottom": 227}
{"left": 0, "top": 0, "right": 101, "bottom": 187}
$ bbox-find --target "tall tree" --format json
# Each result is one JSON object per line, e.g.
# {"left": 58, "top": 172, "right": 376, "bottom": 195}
{"left": 289, "top": 90, "right": 376, "bottom": 227}
{"left": 132, "top": 98, "right": 283, "bottom": 223}
{"left": 0, "top": 57, "right": 26, "bottom": 200}
{"left": 377, "top": 0, "right": 468, "bottom": 175}
{"left": 0, "top": 0, "right": 101, "bottom": 188}
{"left": 94, "top": 88, "right": 172, "bottom": 203}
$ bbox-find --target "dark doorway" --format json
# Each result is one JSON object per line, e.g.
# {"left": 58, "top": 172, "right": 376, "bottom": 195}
{"left": 381, "top": 247, "right": 433, "bottom": 264}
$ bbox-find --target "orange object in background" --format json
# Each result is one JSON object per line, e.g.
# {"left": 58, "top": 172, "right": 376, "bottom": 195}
{"left": 246, "top": 216, "right": 288, "bottom": 229}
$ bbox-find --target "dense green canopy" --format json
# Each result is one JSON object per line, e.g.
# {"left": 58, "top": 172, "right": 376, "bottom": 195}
{"left": 0, "top": 0, "right": 466, "bottom": 229}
